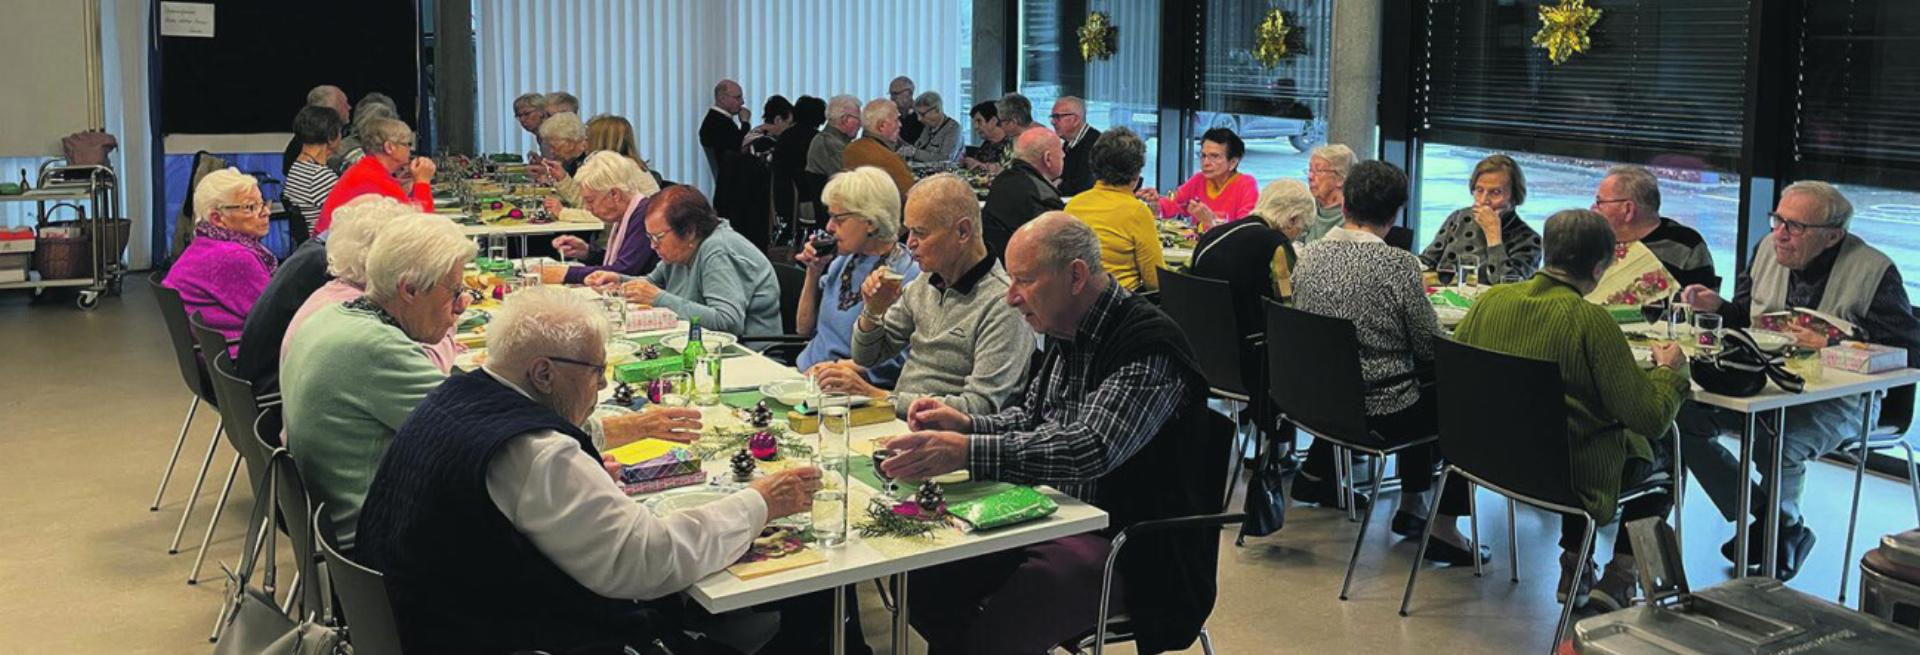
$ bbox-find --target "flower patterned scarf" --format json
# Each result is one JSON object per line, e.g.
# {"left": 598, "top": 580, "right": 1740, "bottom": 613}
{"left": 193, "top": 222, "right": 278, "bottom": 274}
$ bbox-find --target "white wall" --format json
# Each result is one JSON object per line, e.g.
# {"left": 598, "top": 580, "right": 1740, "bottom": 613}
{"left": 474, "top": 0, "right": 970, "bottom": 191}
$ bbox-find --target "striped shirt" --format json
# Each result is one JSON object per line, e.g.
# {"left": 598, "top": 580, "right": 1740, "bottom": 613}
{"left": 966, "top": 282, "right": 1190, "bottom": 503}
{"left": 285, "top": 160, "right": 339, "bottom": 229}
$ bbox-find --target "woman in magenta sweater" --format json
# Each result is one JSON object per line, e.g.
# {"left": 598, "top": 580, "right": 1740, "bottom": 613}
{"left": 165, "top": 168, "right": 278, "bottom": 357}
{"left": 1136, "top": 127, "right": 1258, "bottom": 231}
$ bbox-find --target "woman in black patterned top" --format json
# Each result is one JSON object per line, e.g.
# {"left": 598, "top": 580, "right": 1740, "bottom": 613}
{"left": 1291, "top": 161, "right": 1486, "bottom": 565}
{"left": 1418, "top": 153, "right": 1542, "bottom": 282}
{"left": 283, "top": 106, "right": 343, "bottom": 242}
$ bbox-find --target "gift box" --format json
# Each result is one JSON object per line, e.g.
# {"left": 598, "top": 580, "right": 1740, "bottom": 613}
{"left": 615, "top": 357, "right": 687, "bottom": 383}
{"left": 621, "top": 471, "right": 706, "bottom": 495}
{"left": 627, "top": 307, "right": 678, "bottom": 332}
{"left": 786, "top": 401, "right": 897, "bottom": 433}
{"left": 605, "top": 438, "right": 705, "bottom": 493}
{"left": 1820, "top": 341, "right": 1907, "bottom": 374}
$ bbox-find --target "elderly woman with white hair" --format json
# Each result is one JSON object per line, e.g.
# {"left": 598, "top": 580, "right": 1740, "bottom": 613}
{"left": 1190, "top": 178, "right": 1314, "bottom": 330}
{"left": 535, "top": 111, "right": 591, "bottom": 189}
{"left": 282, "top": 215, "right": 477, "bottom": 550}
{"left": 795, "top": 167, "right": 922, "bottom": 385}
{"left": 1304, "top": 144, "right": 1357, "bottom": 242}
{"left": 280, "top": 197, "right": 457, "bottom": 374}
{"left": 354, "top": 286, "right": 821, "bottom": 653}
{"left": 902, "top": 91, "right": 962, "bottom": 164}
{"left": 164, "top": 168, "right": 277, "bottom": 357}
{"left": 545, "top": 151, "right": 660, "bottom": 285}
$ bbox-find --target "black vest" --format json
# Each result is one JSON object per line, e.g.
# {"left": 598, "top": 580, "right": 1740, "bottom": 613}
{"left": 357, "top": 370, "right": 659, "bottom": 654}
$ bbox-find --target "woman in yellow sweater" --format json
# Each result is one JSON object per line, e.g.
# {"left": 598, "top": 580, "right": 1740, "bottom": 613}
{"left": 1063, "top": 127, "right": 1165, "bottom": 291}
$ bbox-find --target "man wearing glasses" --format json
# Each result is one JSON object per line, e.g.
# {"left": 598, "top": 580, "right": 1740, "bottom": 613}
{"left": 1049, "top": 96, "right": 1101, "bottom": 197}
{"left": 1675, "top": 180, "right": 1920, "bottom": 580}
{"left": 806, "top": 94, "right": 863, "bottom": 178}
{"left": 314, "top": 117, "right": 435, "bottom": 234}
{"left": 889, "top": 75, "right": 924, "bottom": 145}
{"left": 1591, "top": 164, "right": 1718, "bottom": 288}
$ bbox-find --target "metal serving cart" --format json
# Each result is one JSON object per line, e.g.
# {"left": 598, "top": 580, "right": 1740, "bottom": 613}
{"left": 0, "top": 160, "right": 124, "bottom": 309}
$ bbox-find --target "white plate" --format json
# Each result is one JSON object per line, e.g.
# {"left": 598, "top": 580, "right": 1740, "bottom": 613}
{"left": 1750, "top": 330, "right": 1796, "bottom": 352}
{"left": 760, "top": 379, "right": 811, "bottom": 406}
{"left": 660, "top": 331, "right": 738, "bottom": 353}
{"left": 606, "top": 340, "right": 640, "bottom": 364}
{"left": 644, "top": 490, "right": 730, "bottom": 515}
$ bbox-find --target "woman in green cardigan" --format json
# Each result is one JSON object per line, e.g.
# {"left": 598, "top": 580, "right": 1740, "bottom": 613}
{"left": 1439, "top": 209, "right": 1691, "bottom": 611}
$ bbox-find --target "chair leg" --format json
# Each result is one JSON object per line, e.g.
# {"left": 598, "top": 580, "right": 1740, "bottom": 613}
{"left": 1840, "top": 436, "right": 1870, "bottom": 604}
{"left": 1198, "top": 628, "right": 1216, "bottom": 655}
{"left": 1470, "top": 485, "right": 1484, "bottom": 578}
{"left": 1671, "top": 422, "right": 1686, "bottom": 557}
{"left": 1903, "top": 442, "right": 1920, "bottom": 526}
{"left": 187, "top": 456, "right": 241, "bottom": 585}
{"left": 150, "top": 396, "right": 201, "bottom": 511}
{"left": 1400, "top": 468, "right": 1453, "bottom": 616}
{"left": 1554, "top": 519, "right": 1598, "bottom": 655}
{"left": 169, "top": 417, "right": 224, "bottom": 554}
{"left": 1507, "top": 498, "right": 1520, "bottom": 583}
{"left": 1338, "top": 458, "right": 1388, "bottom": 601}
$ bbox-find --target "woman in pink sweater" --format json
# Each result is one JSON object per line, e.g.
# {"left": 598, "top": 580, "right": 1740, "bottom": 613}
{"left": 1137, "top": 127, "right": 1258, "bottom": 231}
{"left": 164, "top": 169, "right": 278, "bottom": 358}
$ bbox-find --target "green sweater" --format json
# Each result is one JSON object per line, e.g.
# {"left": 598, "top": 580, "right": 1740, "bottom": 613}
{"left": 282, "top": 302, "right": 448, "bottom": 549}
{"left": 1451, "top": 273, "right": 1690, "bottom": 521}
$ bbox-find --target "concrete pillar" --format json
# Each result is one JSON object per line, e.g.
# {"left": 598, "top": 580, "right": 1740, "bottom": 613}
{"left": 972, "top": 0, "right": 1010, "bottom": 101}
{"left": 1329, "top": 0, "right": 1383, "bottom": 159}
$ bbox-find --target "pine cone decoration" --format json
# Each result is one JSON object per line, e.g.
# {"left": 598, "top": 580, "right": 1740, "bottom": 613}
{"left": 730, "top": 449, "right": 756, "bottom": 482}
{"left": 611, "top": 381, "right": 635, "bottom": 406}
{"left": 642, "top": 344, "right": 661, "bottom": 360}
{"left": 749, "top": 400, "right": 774, "bottom": 428}
{"left": 915, "top": 481, "right": 945, "bottom": 511}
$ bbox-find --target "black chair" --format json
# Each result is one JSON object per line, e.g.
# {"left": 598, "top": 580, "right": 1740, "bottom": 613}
{"left": 148, "top": 272, "right": 222, "bottom": 527}
{"left": 263, "top": 406, "right": 326, "bottom": 621}
{"left": 1265, "top": 300, "right": 1439, "bottom": 600}
{"left": 185, "top": 342, "right": 279, "bottom": 587}
{"left": 1838, "top": 383, "right": 1920, "bottom": 603}
{"left": 1398, "top": 339, "right": 1678, "bottom": 653}
{"left": 739, "top": 262, "right": 811, "bottom": 365}
{"left": 1158, "top": 268, "right": 1265, "bottom": 504}
{"left": 316, "top": 503, "right": 406, "bottom": 655}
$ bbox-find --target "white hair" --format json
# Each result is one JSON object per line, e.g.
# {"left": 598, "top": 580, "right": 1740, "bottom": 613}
{"left": 1254, "top": 179, "right": 1317, "bottom": 235}
{"left": 359, "top": 116, "right": 412, "bottom": 152}
{"left": 1310, "top": 144, "right": 1356, "bottom": 177}
{"left": 538, "top": 111, "right": 587, "bottom": 142}
{"left": 486, "top": 286, "right": 609, "bottom": 372}
{"left": 324, "top": 196, "right": 412, "bottom": 284}
{"left": 575, "top": 150, "right": 650, "bottom": 196}
{"left": 860, "top": 99, "right": 897, "bottom": 134}
{"left": 544, "top": 91, "right": 579, "bottom": 114}
{"left": 822, "top": 167, "right": 904, "bottom": 243}
{"left": 913, "top": 91, "right": 943, "bottom": 113}
{"left": 306, "top": 85, "right": 343, "bottom": 107}
{"left": 1783, "top": 180, "right": 1855, "bottom": 230}
{"left": 364, "top": 215, "right": 476, "bottom": 304}
{"left": 827, "top": 95, "right": 861, "bottom": 124}
{"left": 513, "top": 92, "right": 544, "bottom": 110}
{"left": 1028, "top": 211, "right": 1101, "bottom": 272}
{"left": 192, "top": 168, "right": 258, "bottom": 225}
{"left": 1605, "top": 164, "right": 1662, "bottom": 213}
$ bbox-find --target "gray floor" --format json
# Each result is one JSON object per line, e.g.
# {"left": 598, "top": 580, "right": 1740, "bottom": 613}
{"left": 3, "top": 277, "right": 1916, "bottom": 653}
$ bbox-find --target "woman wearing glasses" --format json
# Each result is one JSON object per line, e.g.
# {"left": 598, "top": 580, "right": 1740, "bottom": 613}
{"left": 1418, "top": 153, "right": 1543, "bottom": 283}
{"left": 164, "top": 168, "right": 279, "bottom": 357}
{"left": 794, "top": 167, "right": 922, "bottom": 393}
{"left": 1135, "top": 127, "right": 1259, "bottom": 232}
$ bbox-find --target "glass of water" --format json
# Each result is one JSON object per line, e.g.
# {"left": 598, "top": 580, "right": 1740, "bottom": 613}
{"left": 811, "top": 393, "right": 854, "bottom": 547}
{"left": 1694, "top": 313, "right": 1724, "bottom": 355}
{"left": 657, "top": 372, "right": 692, "bottom": 407}
{"left": 485, "top": 234, "right": 510, "bottom": 268}
{"left": 694, "top": 353, "right": 723, "bottom": 405}
{"left": 599, "top": 291, "right": 628, "bottom": 341}
{"left": 1456, "top": 255, "right": 1481, "bottom": 288}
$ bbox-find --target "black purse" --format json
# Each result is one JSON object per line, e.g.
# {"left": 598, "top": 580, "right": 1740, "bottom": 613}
{"left": 1238, "top": 422, "right": 1294, "bottom": 543}
{"left": 1692, "top": 329, "right": 1805, "bottom": 397}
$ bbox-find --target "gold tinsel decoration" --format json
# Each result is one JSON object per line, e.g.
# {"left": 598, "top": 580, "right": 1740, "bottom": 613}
{"left": 1532, "top": 0, "right": 1602, "bottom": 65}
{"left": 1078, "top": 11, "right": 1117, "bottom": 62}
{"left": 1253, "top": 9, "right": 1292, "bottom": 68}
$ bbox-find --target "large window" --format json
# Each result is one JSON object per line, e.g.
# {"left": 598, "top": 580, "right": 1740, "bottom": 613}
{"left": 1018, "top": 0, "right": 1163, "bottom": 188}
{"left": 1194, "top": 0, "right": 1332, "bottom": 186}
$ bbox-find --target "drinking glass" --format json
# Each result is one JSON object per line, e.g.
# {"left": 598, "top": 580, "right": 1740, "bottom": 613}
{"left": 599, "top": 292, "right": 628, "bottom": 342}
{"left": 1434, "top": 263, "right": 1458, "bottom": 287}
{"left": 1695, "top": 313, "right": 1724, "bottom": 355}
{"left": 1666, "top": 293, "right": 1691, "bottom": 341}
{"left": 657, "top": 372, "right": 692, "bottom": 407}
{"left": 811, "top": 393, "right": 854, "bottom": 547}
{"left": 871, "top": 443, "right": 900, "bottom": 500}
{"left": 485, "top": 234, "right": 509, "bottom": 268}
{"left": 1456, "top": 255, "right": 1481, "bottom": 288}
{"left": 694, "top": 353, "right": 723, "bottom": 405}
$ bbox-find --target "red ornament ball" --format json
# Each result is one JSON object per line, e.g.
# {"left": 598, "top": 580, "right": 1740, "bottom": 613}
{"left": 748, "top": 431, "right": 779, "bottom": 460}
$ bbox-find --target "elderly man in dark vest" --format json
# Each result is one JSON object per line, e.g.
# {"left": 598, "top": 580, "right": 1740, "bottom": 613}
{"left": 1676, "top": 180, "right": 1920, "bottom": 581}
{"left": 354, "top": 286, "right": 822, "bottom": 654}
{"left": 880, "top": 211, "right": 1229, "bottom": 654}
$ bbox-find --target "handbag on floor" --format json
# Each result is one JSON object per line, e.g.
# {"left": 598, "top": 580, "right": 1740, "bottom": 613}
{"left": 1239, "top": 424, "right": 1293, "bottom": 540}
{"left": 212, "top": 450, "right": 345, "bottom": 655}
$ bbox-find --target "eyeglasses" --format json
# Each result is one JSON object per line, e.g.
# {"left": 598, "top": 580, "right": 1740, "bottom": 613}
{"left": 218, "top": 202, "right": 268, "bottom": 215}
{"left": 828, "top": 211, "right": 865, "bottom": 223}
{"left": 1308, "top": 167, "right": 1343, "bottom": 177}
{"left": 515, "top": 108, "right": 543, "bottom": 119}
{"left": 1047, "top": 112, "right": 1081, "bottom": 120}
{"left": 647, "top": 228, "right": 671, "bottom": 242}
{"left": 545, "top": 355, "right": 608, "bottom": 377}
{"left": 1592, "top": 197, "right": 1631, "bottom": 207}
{"left": 1769, "top": 212, "right": 1840, "bottom": 236}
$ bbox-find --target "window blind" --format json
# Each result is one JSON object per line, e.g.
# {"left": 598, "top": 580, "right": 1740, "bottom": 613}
{"left": 1420, "top": 0, "right": 1751, "bottom": 170}
{"left": 1793, "top": 0, "right": 1920, "bottom": 186}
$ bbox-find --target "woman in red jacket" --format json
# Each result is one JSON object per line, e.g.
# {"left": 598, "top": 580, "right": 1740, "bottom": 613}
{"left": 314, "top": 117, "right": 435, "bottom": 234}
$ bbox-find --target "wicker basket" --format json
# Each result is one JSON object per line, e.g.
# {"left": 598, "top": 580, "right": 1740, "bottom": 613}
{"left": 34, "top": 219, "right": 130, "bottom": 280}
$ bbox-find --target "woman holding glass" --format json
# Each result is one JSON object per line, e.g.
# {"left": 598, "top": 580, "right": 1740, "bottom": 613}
{"left": 1136, "top": 128, "right": 1259, "bottom": 232}
{"left": 1419, "top": 153, "right": 1543, "bottom": 283}
{"left": 797, "top": 167, "right": 922, "bottom": 392}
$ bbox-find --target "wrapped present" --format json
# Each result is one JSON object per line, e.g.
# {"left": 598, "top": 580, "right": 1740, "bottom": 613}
{"left": 622, "top": 471, "right": 706, "bottom": 495}
{"left": 946, "top": 485, "right": 1058, "bottom": 533}
{"left": 627, "top": 307, "right": 678, "bottom": 332}
{"left": 1820, "top": 341, "right": 1907, "bottom": 374}
{"left": 1758, "top": 309, "right": 1858, "bottom": 345}
{"left": 787, "top": 401, "right": 897, "bottom": 433}
{"left": 615, "top": 357, "right": 687, "bottom": 383}
{"left": 604, "top": 439, "right": 704, "bottom": 493}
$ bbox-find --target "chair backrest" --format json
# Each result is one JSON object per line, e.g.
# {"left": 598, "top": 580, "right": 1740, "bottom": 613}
{"left": 1263, "top": 300, "right": 1370, "bottom": 442}
{"left": 1432, "top": 338, "right": 1581, "bottom": 508}
{"left": 204, "top": 349, "right": 274, "bottom": 493}
{"left": 267, "top": 433, "right": 325, "bottom": 620}
{"left": 1158, "top": 268, "right": 1250, "bottom": 397}
{"left": 314, "top": 503, "right": 405, "bottom": 655}
{"left": 151, "top": 272, "right": 216, "bottom": 403}
{"left": 772, "top": 262, "right": 806, "bottom": 335}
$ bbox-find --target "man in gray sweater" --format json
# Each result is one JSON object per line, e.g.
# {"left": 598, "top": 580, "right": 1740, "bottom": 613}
{"left": 824, "top": 173, "right": 1034, "bottom": 417}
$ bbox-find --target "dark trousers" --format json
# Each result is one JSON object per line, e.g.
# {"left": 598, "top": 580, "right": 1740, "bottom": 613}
{"left": 1437, "top": 443, "right": 1674, "bottom": 557}
{"left": 906, "top": 533, "right": 1118, "bottom": 655}
{"left": 1302, "top": 388, "right": 1440, "bottom": 495}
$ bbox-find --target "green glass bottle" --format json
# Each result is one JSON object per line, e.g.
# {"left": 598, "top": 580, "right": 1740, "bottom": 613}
{"left": 682, "top": 316, "right": 705, "bottom": 373}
